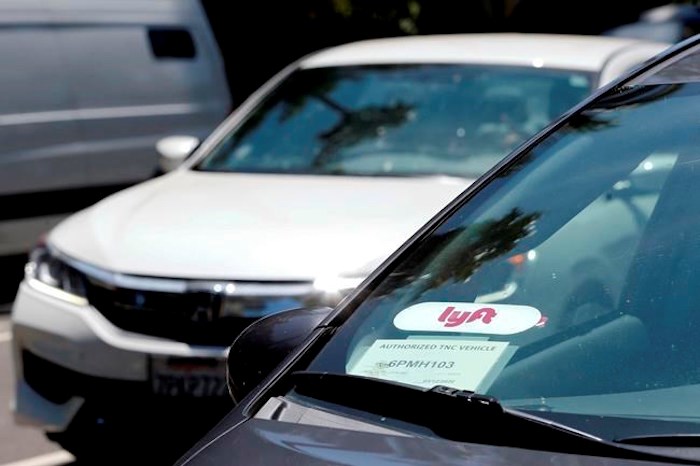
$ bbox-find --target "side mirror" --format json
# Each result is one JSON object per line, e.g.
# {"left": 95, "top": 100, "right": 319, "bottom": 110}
{"left": 227, "top": 306, "right": 333, "bottom": 404}
{"left": 156, "top": 135, "right": 200, "bottom": 173}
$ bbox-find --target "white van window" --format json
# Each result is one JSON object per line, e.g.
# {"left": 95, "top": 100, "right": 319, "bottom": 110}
{"left": 148, "top": 28, "right": 197, "bottom": 59}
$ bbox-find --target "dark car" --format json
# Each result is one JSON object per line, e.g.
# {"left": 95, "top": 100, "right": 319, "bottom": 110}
{"left": 604, "top": 4, "right": 700, "bottom": 43}
{"left": 176, "top": 35, "right": 700, "bottom": 465}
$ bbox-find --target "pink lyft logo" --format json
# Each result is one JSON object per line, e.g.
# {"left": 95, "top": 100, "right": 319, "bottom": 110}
{"left": 393, "top": 301, "right": 543, "bottom": 335}
{"left": 437, "top": 306, "right": 497, "bottom": 327}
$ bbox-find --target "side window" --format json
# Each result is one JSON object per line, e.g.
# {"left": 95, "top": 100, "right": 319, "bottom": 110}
{"left": 147, "top": 28, "right": 196, "bottom": 59}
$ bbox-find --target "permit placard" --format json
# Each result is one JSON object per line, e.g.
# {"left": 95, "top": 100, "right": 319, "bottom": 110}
{"left": 347, "top": 338, "right": 511, "bottom": 391}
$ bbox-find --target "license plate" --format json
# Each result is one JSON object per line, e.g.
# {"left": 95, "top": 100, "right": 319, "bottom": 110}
{"left": 151, "top": 357, "right": 228, "bottom": 398}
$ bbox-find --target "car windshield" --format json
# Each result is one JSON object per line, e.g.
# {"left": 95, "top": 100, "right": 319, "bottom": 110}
{"left": 302, "top": 63, "right": 700, "bottom": 442}
{"left": 195, "top": 65, "right": 592, "bottom": 178}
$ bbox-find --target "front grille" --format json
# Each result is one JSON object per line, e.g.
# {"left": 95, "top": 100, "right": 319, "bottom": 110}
{"left": 23, "top": 350, "right": 146, "bottom": 404}
{"left": 85, "top": 278, "right": 315, "bottom": 346}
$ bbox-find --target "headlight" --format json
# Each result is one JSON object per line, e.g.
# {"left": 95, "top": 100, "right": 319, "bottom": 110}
{"left": 25, "top": 244, "right": 88, "bottom": 304}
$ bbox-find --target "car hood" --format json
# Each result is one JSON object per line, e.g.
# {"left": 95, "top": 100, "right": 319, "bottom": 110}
{"left": 49, "top": 170, "right": 471, "bottom": 280}
{"left": 177, "top": 418, "right": 676, "bottom": 466}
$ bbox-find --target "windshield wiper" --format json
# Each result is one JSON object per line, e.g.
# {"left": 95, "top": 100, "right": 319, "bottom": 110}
{"left": 615, "top": 435, "right": 700, "bottom": 464}
{"left": 618, "top": 434, "right": 700, "bottom": 447}
{"left": 290, "top": 371, "right": 700, "bottom": 464}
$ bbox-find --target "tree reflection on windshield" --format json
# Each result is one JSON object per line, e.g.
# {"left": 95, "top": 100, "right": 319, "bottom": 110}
{"left": 197, "top": 65, "right": 592, "bottom": 177}
{"left": 313, "top": 100, "right": 414, "bottom": 170}
{"left": 371, "top": 208, "right": 541, "bottom": 304}
{"left": 426, "top": 208, "right": 540, "bottom": 288}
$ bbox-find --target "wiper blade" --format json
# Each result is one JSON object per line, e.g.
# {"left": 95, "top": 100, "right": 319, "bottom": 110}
{"left": 291, "top": 371, "right": 700, "bottom": 464}
{"left": 617, "top": 434, "right": 700, "bottom": 447}
{"left": 292, "top": 371, "right": 596, "bottom": 441}
{"left": 615, "top": 435, "right": 700, "bottom": 464}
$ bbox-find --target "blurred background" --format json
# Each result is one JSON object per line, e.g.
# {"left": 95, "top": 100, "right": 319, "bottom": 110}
{"left": 204, "top": 0, "right": 700, "bottom": 104}
{"left": 1, "top": 1, "right": 698, "bottom": 465}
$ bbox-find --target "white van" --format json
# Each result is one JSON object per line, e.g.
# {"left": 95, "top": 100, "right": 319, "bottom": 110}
{"left": 0, "top": 0, "right": 231, "bottom": 256}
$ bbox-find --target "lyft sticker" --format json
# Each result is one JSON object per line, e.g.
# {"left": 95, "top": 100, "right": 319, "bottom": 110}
{"left": 393, "top": 302, "right": 542, "bottom": 335}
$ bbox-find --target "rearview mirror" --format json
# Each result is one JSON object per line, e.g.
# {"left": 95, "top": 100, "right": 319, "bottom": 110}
{"left": 156, "top": 135, "right": 200, "bottom": 173}
{"left": 226, "top": 307, "right": 333, "bottom": 403}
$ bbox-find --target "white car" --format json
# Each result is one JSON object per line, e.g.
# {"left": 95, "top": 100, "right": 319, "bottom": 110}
{"left": 10, "top": 33, "right": 670, "bottom": 460}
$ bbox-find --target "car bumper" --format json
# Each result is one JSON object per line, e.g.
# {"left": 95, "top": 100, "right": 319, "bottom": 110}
{"left": 11, "top": 279, "right": 228, "bottom": 432}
